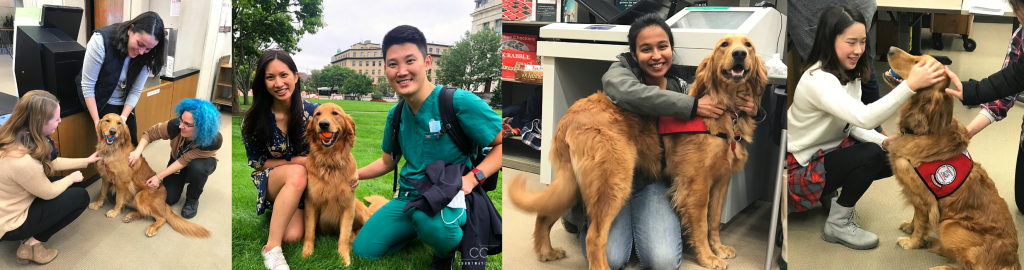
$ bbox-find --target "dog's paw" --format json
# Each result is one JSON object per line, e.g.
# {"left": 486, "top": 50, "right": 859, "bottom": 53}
{"left": 537, "top": 247, "right": 566, "bottom": 262}
{"left": 146, "top": 227, "right": 158, "bottom": 237}
{"left": 88, "top": 201, "right": 103, "bottom": 210}
{"left": 713, "top": 244, "right": 736, "bottom": 259}
{"left": 123, "top": 212, "right": 140, "bottom": 223}
{"left": 899, "top": 220, "right": 914, "bottom": 234}
{"left": 897, "top": 236, "right": 923, "bottom": 249}
{"left": 302, "top": 245, "right": 313, "bottom": 258}
{"left": 698, "top": 254, "right": 728, "bottom": 269}
{"left": 339, "top": 252, "right": 351, "bottom": 267}
{"left": 105, "top": 209, "right": 119, "bottom": 218}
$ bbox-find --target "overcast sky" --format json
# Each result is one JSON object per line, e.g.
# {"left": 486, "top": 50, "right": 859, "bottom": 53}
{"left": 291, "top": 0, "right": 477, "bottom": 73}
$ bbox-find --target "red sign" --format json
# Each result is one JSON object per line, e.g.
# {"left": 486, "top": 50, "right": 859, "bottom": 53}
{"left": 502, "top": 49, "right": 537, "bottom": 79}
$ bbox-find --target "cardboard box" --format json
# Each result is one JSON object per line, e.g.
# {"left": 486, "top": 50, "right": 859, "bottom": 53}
{"left": 501, "top": 32, "right": 538, "bottom": 52}
{"left": 502, "top": 49, "right": 538, "bottom": 79}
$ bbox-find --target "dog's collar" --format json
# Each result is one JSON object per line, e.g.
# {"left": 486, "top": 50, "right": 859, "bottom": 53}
{"left": 889, "top": 69, "right": 904, "bottom": 81}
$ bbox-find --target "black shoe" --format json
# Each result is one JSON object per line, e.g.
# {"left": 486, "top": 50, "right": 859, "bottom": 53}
{"left": 181, "top": 198, "right": 199, "bottom": 219}
{"left": 428, "top": 254, "right": 454, "bottom": 270}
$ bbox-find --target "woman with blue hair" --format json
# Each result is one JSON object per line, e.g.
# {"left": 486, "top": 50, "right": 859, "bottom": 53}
{"left": 127, "top": 98, "right": 223, "bottom": 219}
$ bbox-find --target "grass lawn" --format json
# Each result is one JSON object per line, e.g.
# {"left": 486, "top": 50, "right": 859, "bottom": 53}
{"left": 232, "top": 99, "right": 502, "bottom": 269}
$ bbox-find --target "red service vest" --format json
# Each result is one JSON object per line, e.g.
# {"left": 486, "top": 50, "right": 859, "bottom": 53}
{"left": 913, "top": 150, "right": 973, "bottom": 199}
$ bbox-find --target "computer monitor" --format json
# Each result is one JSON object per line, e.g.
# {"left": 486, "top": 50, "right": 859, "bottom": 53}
{"left": 40, "top": 4, "right": 83, "bottom": 40}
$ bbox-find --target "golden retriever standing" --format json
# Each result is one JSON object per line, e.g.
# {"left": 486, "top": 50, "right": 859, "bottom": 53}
{"left": 508, "top": 34, "right": 766, "bottom": 270}
{"left": 300, "top": 103, "right": 385, "bottom": 266}
{"left": 88, "top": 113, "right": 210, "bottom": 238}
{"left": 662, "top": 34, "right": 766, "bottom": 269}
{"left": 884, "top": 47, "right": 1020, "bottom": 270}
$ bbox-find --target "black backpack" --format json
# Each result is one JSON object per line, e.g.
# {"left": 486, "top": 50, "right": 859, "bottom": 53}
{"left": 391, "top": 86, "right": 499, "bottom": 197}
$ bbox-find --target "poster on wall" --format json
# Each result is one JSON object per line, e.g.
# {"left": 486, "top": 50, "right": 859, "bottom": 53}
{"left": 171, "top": 0, "right": 181, "bottom": 16}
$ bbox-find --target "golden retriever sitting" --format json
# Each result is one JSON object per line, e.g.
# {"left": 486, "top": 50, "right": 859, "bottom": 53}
{"left": 89, "top": 113, "right": 210, "bottom": 238}
{"left": 300, "top": 103, "right": 385, "bottom": 266}
{"left": 662, "top": 34, "right": 766, "bottom": 269}
{"left": 508, "top": 34, "right": 766, "bottom": 270}
{"left": 884, "top": 47, "right": 1020, "bottom": 270}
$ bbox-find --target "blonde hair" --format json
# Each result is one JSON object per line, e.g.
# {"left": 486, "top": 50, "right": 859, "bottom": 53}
{"left": 0, "top": 90, "right": 60, "bottom": 174}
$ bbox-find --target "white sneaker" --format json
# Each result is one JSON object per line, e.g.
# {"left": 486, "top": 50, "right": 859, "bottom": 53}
{"left": 262, "top": 246, "right": 290, "bottom": 270}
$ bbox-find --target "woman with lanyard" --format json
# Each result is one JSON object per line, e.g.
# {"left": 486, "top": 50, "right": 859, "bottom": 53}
{"left": 127, "top": 98, "right": 222, "bottom": 219}
{"left": 77, "top": 11, "right": 165, "bottom": 146}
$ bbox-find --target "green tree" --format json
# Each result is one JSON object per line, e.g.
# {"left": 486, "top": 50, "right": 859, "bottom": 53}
{"left": 318, "top": 65, "right": 347, "bottom": 93}
{"left": 343, "top": 73, "right": 374, "bottom": 96}
{"left": 436, "top": 27, "right": 501, "bottom": 92}
{"left": 233, "top": 0, "right": 325, "bottom": 115}
{"left": 375, "top": 75, "right": 391, "bottom": 98}
{"left": 490, "top": 82, "right": 502, "bottom": 106}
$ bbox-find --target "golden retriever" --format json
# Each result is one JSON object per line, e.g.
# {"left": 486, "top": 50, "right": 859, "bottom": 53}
{"left": 89, "top": 113, "right": 210, "bottom": 237}
{"left": 662, "top": 34, "right": 766, "bottom": 269}
{"left": 884, "top": 47, "right": 1020, "bottom": 270}
{"left": 300, "top": 103, "right": 386, "bottom": 266}
{"left": 508, "top": 34, "right": 766, "bottom": 270}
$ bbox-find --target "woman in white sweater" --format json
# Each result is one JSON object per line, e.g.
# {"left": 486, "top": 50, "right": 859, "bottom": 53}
{"left": 786, "top": 5, "right": 945, "bottom": 250}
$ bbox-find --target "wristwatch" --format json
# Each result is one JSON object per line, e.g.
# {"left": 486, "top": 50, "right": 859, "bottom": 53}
{"left": 471, "top": 168, "right": 486, "bottom": 183}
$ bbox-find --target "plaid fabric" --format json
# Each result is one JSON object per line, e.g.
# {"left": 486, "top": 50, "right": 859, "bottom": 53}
{"left": 787, "top": 137, "right": 856, "bottom": 212}
{"left": 979, "top": 26, "right": 1023, "bottom": 121}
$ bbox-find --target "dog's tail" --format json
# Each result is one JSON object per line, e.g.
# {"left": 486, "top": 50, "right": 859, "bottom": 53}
{"left": 162, "top": 204, "right": 211, "bottom": 238}
{"left": 508, "top": 173, "right": 579, "bottom": 215}
{"left": 364, "top": 195, "right": 389, "bottom": 215}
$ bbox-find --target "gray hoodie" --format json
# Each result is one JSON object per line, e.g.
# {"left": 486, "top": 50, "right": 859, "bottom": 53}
{"left": 601, "top": 52, "right": 696, "bottom": 119}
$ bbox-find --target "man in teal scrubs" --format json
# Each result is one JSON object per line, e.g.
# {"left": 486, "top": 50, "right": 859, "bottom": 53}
{"left": 352, "top": 25, "right": 502, "bottom": 269}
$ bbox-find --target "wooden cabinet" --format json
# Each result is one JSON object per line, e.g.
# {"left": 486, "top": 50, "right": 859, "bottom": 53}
{"left": 134, "top": 82, "right": 174, "bottom": 140}
{"left": 212, "top": 56, "right": 233, "bottom": 107}
{"left": 52, "top": 112, "right": 98, "bottom": 179}
{"left": 166, "top": 72, "right": 199, "bottom": 109}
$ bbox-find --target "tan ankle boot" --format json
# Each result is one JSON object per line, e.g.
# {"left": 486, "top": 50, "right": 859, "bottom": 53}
{"left": 17, "top": 240, "right": 58, "bottom": 264}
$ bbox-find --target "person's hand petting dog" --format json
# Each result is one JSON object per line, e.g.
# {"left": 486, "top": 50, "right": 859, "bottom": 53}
{"left": 128, "top": 149, "right": 142, "bottom": 166}
{"left": 736, "top": 93, "right": 757, "bottom": 116}
{"left": 943, "top": 67, "right": 965, "bottom": 101}
{"left": 696, "top": 95, "right": 726, "bottom": 118}
{"left": 906, "top": 59, "right": 946, "bottom": 92}
{"left": 146, "top": 175, "right": 161, "bottom": 189}
{"left": 87, "top": 151, "right": 103, "bottom": 164}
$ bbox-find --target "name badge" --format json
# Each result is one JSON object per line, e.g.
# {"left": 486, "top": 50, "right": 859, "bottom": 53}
{"left": 429, "top": 119, "right": 441, "bottom": 133}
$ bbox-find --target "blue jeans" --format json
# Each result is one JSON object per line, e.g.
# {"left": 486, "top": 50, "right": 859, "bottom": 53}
{"left": 579, "top": 180, "right": 683, "bottom": 270}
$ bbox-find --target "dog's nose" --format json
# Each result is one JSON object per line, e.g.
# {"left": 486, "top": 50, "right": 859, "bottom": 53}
{"left": 108, "top": 128, "right": 116, "bottom": 136}
{"left": 318, "top": 120, "right": 330, "bottom": 130}
{"left": 731, "top": 48, "right": 747, "bottom": 61}
{"left": 888, "top": 46, "right": 899, "bottom": 56}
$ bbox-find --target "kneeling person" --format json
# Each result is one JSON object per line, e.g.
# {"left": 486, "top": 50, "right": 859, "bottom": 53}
{"left": 129, "top": 98, "right": 222, "bottom": 219}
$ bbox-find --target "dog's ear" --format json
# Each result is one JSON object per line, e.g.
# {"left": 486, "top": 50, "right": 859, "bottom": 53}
{"left": 342, "top": 114, "right": 356, "bottom": 148}
{"left": 747, "top": 54, "right": 768, "bottom": 108}
{"left": 690, "top": 53, "right": 715, "bottom": 98}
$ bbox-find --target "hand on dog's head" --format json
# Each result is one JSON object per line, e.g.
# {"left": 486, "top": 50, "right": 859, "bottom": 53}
{"left": 886, "top": 47, "right": 954, "bottom": 136}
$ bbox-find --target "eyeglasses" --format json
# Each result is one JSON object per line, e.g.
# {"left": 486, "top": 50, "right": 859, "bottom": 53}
{"left": 179, "top": 117, "right": 195, "bottom": 128}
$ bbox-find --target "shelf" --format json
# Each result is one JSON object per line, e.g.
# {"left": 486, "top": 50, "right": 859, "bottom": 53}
{"left": 501, "top": 77, "right": 542, "bottom": 85}
{"left": 502, "top": 20, "right": 554, "bottom": 26}
{"left": 213, "top": 97, "right": 232, "bottom": 106}
{"left": 503, "top": 152, "right": 541, "bottom": 175}
{"left": 217, "top": 82, "right": 233, "bottom": 87}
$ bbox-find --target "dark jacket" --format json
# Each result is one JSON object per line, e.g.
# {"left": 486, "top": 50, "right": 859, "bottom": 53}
{"left": 961, "top": 57, "right": 1024, "bottom": 106}
{"left": 404, "top": 160, "right": 501, "bottom": 270}
{"left": 75, "top": 24, "right": 147, "bottom": 110}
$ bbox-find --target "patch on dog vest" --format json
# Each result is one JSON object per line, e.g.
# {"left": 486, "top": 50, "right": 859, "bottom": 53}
{"left": 914, "top": 150, "right": 973, "bottom": 199}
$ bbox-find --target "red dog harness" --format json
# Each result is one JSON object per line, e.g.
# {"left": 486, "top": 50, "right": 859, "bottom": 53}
{"left": 913, "top": 150, "right": 973, "bottom": 199}
{"left": 658, "top": 114, "right": 742, "bottom": 150}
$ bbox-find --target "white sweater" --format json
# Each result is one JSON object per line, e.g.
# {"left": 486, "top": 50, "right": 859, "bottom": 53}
{"left": 787, "top": 62, "right": 915, "bottom": 166}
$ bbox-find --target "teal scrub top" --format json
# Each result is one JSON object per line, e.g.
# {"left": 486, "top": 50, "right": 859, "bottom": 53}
{"left": 382, "top": 85, "right": 501, "bottom": 191}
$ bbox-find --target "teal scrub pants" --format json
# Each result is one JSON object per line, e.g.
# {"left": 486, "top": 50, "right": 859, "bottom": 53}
{"left": 353, "top": 190, "right": 467, "bottom": 259}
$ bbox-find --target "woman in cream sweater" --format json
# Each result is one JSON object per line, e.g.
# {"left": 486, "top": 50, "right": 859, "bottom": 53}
{"left": 0, "top": 90, "right": 101, "bottom": 264}
{"left": 786, "top": 5, "right": 945, "bottom": 250}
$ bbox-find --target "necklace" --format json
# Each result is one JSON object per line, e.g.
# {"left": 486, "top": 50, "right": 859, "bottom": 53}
{"left": 118, "top": 58, "right": 138, "bottom": 90}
